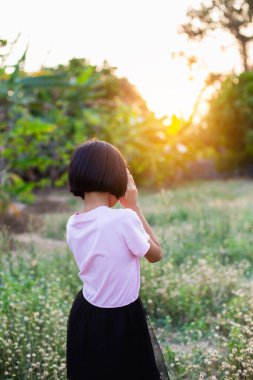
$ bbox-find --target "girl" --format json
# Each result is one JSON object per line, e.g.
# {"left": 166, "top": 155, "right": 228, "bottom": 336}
{"left": 66, "top": 138, "right": 170, "bottom": 380}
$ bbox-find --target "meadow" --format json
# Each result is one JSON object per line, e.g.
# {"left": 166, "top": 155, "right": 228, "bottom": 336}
{"left": 0, "top": 179, "right": 253, "bottom": 379}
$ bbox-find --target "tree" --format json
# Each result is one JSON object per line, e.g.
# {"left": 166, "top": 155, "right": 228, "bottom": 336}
{"left": 179, "top": 0, "right": 253, "bottom": 71}
{"left": 202, "top": 71, "right": 253, "bottom": 171}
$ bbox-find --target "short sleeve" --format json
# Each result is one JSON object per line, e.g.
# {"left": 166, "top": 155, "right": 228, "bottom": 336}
{"left": 121, "top": 209, "right": 151, "bottom": 257}
{"left": 66, "top": 218, "right": 73, "bottom": 252}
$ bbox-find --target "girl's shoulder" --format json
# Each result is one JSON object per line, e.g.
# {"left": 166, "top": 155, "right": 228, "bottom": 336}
{"left": 112, "top": 207, "right": 137, "bottom": 219}
{"left": 66, "top": 207, "right": 138, "bottom": 229}
{"left": 111, "top": 208, "right": 141, "bottom": 228}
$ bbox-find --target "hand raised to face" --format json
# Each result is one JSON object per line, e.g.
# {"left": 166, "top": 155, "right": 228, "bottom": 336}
{"left": 119, "top": 168, "right": 139, "bottom": 209}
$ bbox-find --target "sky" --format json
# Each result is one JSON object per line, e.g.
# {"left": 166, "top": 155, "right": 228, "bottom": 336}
{"left": 1, "top": 0, "right": 243, "bottom": 119}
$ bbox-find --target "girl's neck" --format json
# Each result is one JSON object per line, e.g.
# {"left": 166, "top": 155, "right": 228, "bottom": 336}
{"left": 82, "top": 192, "right": 110, "bottom": 213}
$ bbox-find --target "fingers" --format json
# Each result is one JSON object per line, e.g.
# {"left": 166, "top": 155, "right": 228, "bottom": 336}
{"left": 126, "top": 169, "right": 134, "bottom": 185}
{"left": 126, "top": 168, "right": 133, "bottom": 180}
{"left": 126, "top": 169, "right": 137, "bottom": 191}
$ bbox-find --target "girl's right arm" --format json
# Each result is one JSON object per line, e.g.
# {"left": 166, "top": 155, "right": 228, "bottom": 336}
{"left": 131, "top": 205, "right": 162, "bottom": 263}
{"left": 119, "top": 169, "right": 163, "bottom": 263}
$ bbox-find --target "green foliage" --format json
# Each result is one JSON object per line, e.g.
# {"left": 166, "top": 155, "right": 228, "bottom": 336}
{"left": 1, "top": 39, "right": 194, "bottom": 208}
{"left": 0, "top": 169, "right": 36, "bottom": 213}
{"left": 204, "top": 72, "right": 253, "bottom": 171}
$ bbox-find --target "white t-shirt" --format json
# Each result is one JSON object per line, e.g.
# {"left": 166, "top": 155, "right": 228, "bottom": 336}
{"left": 66, "top": 206, "right": 151, "bottom": 308}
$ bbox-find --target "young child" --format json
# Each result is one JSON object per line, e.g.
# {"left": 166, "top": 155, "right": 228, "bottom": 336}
{"left": 66, "top": 138, "right": 170, "bottom": 380}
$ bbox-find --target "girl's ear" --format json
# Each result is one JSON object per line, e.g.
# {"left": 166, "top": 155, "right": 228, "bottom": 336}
{"left": 109, "top": 194, "right": 118, "bottom": 207}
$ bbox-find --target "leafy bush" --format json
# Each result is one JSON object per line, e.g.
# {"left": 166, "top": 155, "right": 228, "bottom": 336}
{"left": 204, "top": 72, "right": 253, "bottom": 172}
{"left": 0, "top": 40, "right": 195, "bottom": 209}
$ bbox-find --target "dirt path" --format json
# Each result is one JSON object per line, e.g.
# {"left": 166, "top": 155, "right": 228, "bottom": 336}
{"left": 14, "top": 233, "right": 66, "bottom": 251}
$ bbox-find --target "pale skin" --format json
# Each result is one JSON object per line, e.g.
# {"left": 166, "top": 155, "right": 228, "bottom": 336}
{"left": 81, "top": 168, "right": 163, "bottom": 263}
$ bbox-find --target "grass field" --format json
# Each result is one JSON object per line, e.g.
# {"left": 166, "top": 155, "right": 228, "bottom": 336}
{"left": 0, "top": 179, "right": 253, "bottom": 379}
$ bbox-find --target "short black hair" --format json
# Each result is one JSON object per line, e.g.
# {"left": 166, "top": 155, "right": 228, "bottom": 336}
{"left": 68, "top": 138, "right": 128, "bottom": 199}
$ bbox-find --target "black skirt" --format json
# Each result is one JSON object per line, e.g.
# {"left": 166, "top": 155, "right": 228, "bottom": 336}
{"left": 66, "top": 289, "right": 170, "bottom": 380}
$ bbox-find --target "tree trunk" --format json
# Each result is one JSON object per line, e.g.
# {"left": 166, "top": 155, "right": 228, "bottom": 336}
{"left": 240, "top": 40, "right": 249, "bottom": 71}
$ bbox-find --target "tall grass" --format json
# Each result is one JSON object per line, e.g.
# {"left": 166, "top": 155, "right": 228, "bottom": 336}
{"left": 0, "top": 179, "right": 253, "bottom": 379}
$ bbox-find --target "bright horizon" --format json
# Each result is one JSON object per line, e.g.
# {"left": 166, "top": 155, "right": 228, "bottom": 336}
{"left": 1, "top": 0, "right": 244, "bottom": 119}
